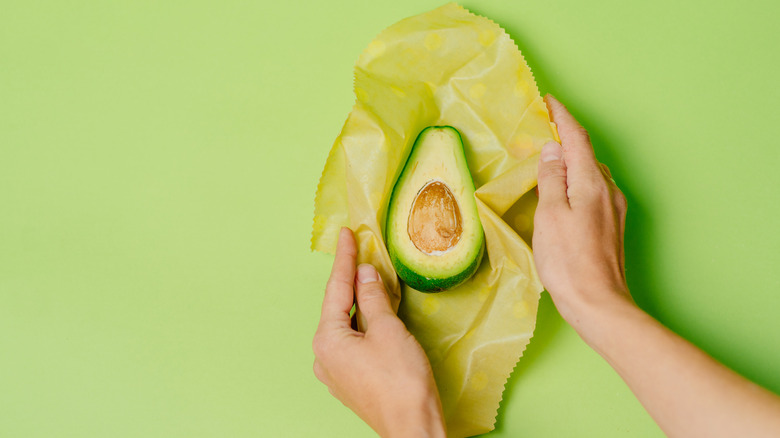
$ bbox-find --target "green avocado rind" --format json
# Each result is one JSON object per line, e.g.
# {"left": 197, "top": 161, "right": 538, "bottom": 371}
{"left": 389, "top": 238, "right": 484, "bottom": 292}
{"left": 385, "top": 126, "right": 485, "bottom": 293}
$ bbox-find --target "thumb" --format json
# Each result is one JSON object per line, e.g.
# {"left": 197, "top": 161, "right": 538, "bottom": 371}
{"left": 355, "top": 264, "right": 394, "bottom": 323}
{"left": 537, "top": 141, "right": 569, "bottom": 207}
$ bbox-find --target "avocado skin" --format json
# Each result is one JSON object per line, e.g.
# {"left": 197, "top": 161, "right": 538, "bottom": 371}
{"left": 389, "top": 226, "right": 485, "bottom": 293}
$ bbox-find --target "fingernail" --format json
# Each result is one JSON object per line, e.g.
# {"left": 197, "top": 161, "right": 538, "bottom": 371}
{"left": 540, "top": 141, "right": 562, "bottom": 162}
{"left": 357, "top": 264, "right": 379, "bottom": 284}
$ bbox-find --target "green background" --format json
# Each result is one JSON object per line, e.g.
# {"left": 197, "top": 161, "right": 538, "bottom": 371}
{"left": 1, "top": 0, "right": 778, "bottom": 436}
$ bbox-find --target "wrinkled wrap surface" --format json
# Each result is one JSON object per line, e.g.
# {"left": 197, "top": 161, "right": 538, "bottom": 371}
{"left": 311, "top": 3, "right": 558, "bottom": 436}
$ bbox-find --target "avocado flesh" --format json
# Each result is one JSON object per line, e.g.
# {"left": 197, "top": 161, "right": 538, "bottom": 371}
{"left": 386, "top": 126, "right": 485, "bottom": 292}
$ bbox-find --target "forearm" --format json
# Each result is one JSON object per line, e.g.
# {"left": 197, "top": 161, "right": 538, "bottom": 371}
{"left": 534, "top": 95, "right": 780, "bottom": 436}
{"left": 580, "top": 298, "right": 780, "bottom": 438}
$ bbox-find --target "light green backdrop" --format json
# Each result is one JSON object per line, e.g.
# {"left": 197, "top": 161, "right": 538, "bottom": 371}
{"left": 1, "top": 1, "right": 778, "bottom": 437}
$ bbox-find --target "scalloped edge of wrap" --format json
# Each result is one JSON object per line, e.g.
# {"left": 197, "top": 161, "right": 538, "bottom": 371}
{"left": 311, "top": 3, "right": 558, "bottom": 436}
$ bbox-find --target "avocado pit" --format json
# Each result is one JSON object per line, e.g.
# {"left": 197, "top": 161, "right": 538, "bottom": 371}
{"left": 408, "top": 180, "right": 463, "bottom": 255}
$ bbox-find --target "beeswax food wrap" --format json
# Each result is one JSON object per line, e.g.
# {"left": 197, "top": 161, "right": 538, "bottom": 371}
{"left": 311, "top": 3, "right": 558, "bottom": 436}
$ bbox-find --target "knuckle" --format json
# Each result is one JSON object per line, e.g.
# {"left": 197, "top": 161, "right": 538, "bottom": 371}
{"left": 326, "top": 277, "right": 353, "bottom": 291}
{"left": 540, "top": 163, "right": 566, "bottom": 181}
{"left": 591, "top": 178, "right": 611, "bottom": 198}
{"left": 312, "top": 333, "right": 328, "bottom": 358}
{"left": 360, "top": 291, "right": 381, "bottom": 306}
{"left": 597, "top": 183, "right": 611, "bottom": 199}
{"left": 578, "top": 179, "right": 608, "bottom": 200}
{"left": 574, "top": 126, "right": 591, "bottom": 143}
{"left": 313, "top": 360, "right": 326, "bottom": 382}
{"left": 360, "top": 283, "right": 388, "bottom": 301}
{"left": 615, "top": 190, "right": 627, "bottom": 210}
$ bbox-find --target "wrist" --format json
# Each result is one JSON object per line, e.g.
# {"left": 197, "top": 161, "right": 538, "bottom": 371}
{"left": 561, "top": 288, "right": 641, "bottom": 353}
{"left": 581, "top": 299, "right": 655, "bottom": 362}
{"left": 381, "top": 387, "right": 446, "bottom": 438}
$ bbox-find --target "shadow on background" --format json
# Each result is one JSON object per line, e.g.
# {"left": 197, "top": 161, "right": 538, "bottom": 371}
{"left": 571, "top": 107, "right": 662, "bottom": 318}
{"left": 489, "top": 292, "right": 563, "bottom": 434}
{"left": 482, "top": 6, "right": 662, "bottom": 320}
{"left": 466, "top": 9, "right": 664, "bottom": 433}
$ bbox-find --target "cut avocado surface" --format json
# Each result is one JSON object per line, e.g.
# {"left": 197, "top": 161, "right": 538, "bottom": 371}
{"left": 385, "top": 126, "right": 485, "bottom": 292}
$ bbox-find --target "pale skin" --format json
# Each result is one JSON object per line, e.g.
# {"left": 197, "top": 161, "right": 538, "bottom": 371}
{"left": 312, "top": 95, "right": 780, "bottom": 437}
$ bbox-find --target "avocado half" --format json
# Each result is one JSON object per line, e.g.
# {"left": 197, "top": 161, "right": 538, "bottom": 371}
{"left": 385, "top": 126, "right": 485, "bottom": 292}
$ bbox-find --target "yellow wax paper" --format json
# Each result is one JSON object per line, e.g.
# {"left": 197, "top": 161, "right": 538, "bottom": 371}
{"left": 311, "top": 3, "right": 558, "bottom": 436}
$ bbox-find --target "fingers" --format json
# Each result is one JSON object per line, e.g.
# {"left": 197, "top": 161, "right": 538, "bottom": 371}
{"left": 544, "top": 95, "right": 602, "bottom": 191}
{"left": 537, "top": 141, "right": 569, "bottom": 208}
{"left": 354, "top": 263, "right": 395, "bottom": 326}
{"left": 600, "top": 163, "right": 612, "bottom": 180}
{"left": 608, "top": 173, "right": 628, "bottom": 274}
{"left": 600, "top": 163, "right": 628, "bottom": 274}
{"left": 320, "top": 227, "right": 358, "bottom": 329}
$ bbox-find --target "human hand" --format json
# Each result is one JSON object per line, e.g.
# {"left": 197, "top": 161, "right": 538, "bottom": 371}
{"left": 532, "top": 96, "right": 780, "bottom": 438}
{"left": 312, "top": 228, "right": 446, "bottom": 438}
{"left": 533, "top": 95, "right": 634, "bottom": 343}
